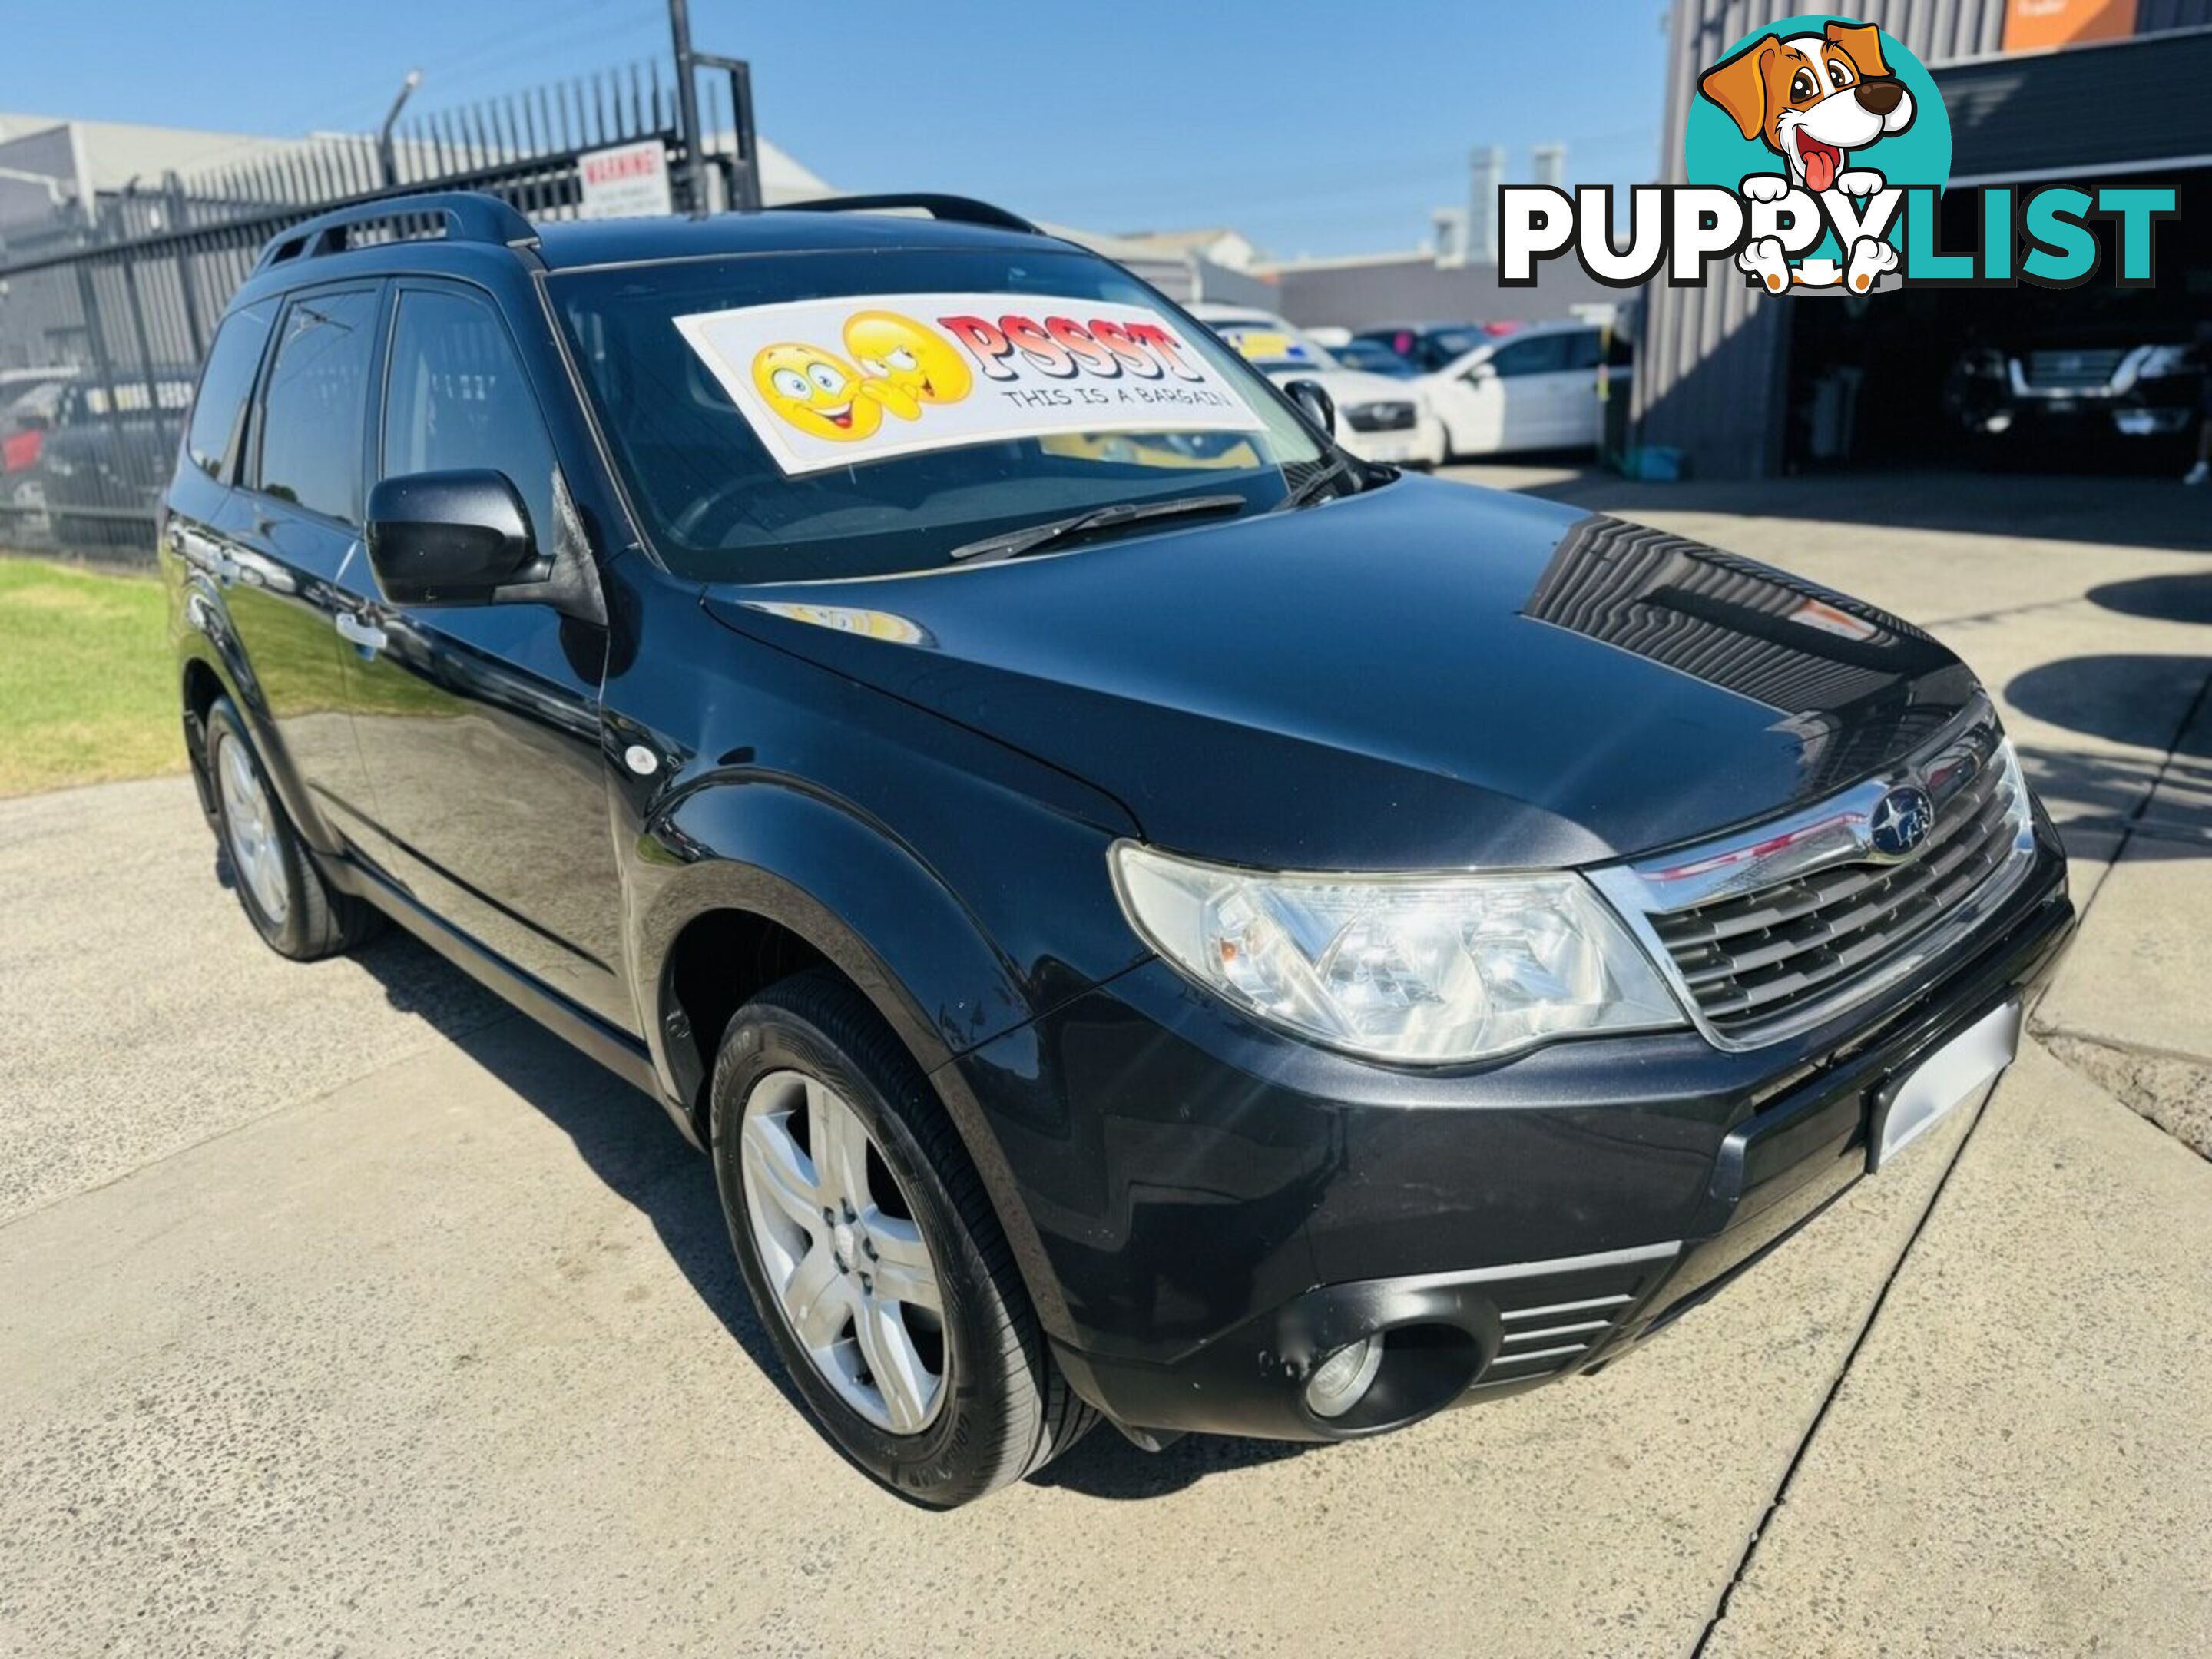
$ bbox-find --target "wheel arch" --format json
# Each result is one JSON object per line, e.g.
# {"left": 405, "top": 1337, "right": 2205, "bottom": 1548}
{"left": 637, "top": 779, "right": 1080, "bottom": 1344}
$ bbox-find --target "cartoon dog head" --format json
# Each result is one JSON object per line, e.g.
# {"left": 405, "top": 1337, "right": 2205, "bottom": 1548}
{"left": 1700, "top": 21, "right": 1915, "bottom": 193}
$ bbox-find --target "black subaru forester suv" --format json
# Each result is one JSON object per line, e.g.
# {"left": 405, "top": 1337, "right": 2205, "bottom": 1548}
{"left": 162, "top": 190, "right": 2074, "bottom": 1507}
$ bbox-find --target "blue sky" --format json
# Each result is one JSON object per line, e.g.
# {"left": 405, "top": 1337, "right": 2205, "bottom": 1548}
{"left": 3, "top": 0, "right": 1669, "bottom": 259}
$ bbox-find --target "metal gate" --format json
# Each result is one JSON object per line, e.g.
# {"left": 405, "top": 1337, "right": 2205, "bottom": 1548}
{"left": 0, "top": 51, "right": 759, "bottom": 561}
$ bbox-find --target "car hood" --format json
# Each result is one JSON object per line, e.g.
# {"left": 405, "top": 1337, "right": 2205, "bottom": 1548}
{"left": 704, "top": 476, "right": 1980, "bottom": 871}
{"left": 1259, "top": 366, "right": 1419, "bottom": 407}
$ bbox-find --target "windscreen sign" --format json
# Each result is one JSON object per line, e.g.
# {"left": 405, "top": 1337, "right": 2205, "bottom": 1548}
{"left": 675, "top": 294, "right": 1265, "bottom": 475}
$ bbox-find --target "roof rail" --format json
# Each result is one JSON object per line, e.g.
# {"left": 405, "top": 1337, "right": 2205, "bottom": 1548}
{"left": 253, "top": 190, "right": 539, "bottom": 273}
{"left": 774, "top": 193, "right": 1043, "bottom": 236}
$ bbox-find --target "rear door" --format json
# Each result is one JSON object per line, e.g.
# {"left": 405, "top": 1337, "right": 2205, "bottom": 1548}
{"left": 164, "top": 296, "right": 276, "bottom": 620}
{"left": 343, "top": 278, "right": 631, "bottom": 1030}
{"left": 206, "top": 283, "right": 389, "bottom": 858}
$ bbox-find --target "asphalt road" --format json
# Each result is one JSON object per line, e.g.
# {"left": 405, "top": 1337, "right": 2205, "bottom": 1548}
{"left": 2, "top": 470, "right": 2208, "bottom": 1657}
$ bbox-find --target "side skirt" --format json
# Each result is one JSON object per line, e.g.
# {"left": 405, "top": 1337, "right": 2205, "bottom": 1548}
{"left": 319, "top": 850, "right": 698, "bottom": 1149}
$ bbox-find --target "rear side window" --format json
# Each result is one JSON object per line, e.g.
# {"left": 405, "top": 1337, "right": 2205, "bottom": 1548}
{"left": 380, "top": 287, "right": 558, "bottom": 547}
{"left": 256, "top": 287, "right": 379, "bottom": 524}
{"left": 184, "top": 300, "right": 276, "bottom": 481}
{"left": 1564, "top": 329, "right": 1604, "bottom": 372}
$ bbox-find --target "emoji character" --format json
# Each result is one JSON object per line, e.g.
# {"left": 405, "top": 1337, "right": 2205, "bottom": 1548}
{"left": 752, "top": 343, "right": 882, "bottom": 442}
{"left": 843, "top": 310, "right": 974, "bottom": 421}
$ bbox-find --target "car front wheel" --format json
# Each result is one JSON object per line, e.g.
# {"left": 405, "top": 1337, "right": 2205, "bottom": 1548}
{"left": 710, "top": 967, "right": 1094, "bottom": 1506}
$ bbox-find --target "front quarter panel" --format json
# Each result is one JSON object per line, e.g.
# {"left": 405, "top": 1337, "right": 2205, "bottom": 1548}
{"left": 610, "top": 573, "right": 1148, "bottom": 1101}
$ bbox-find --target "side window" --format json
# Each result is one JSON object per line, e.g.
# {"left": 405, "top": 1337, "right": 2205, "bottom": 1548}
{"left": 1489, "top": 333, "right": 1572, "bottom": 378}
{"left": 380, "top": 287, "right": 558, "bottom": 548}
{"left": 184, "top": 300, "right": 277, "bottom": 482}
{"left": 1564, "top": 329, "right": 1604, "bottom": 372}
{"left": 257, "top": 288, "right": 379, "bottom": 523}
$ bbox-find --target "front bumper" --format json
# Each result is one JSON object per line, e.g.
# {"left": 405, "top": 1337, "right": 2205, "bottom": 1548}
{"left": 949, "top": 826, "right": 2074, "bottom": 1443}
{"left": 1338, "top": 412, "right": 1446, "bottom": 469}
{"left": 1952, "top": 373, "right": 2199, "bottom": 440}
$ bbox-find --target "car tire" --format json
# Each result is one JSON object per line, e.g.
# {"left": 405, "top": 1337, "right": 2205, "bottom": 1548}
{"left": 710, "top": 966, "right": 1095, "bottom": 1508}
{"left": 202, "top": 695, "right": 383, "bottom": 960}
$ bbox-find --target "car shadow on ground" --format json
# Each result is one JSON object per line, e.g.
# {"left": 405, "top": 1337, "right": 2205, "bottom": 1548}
{"left": 343, "top": 941, "right": 806, "bottom": 1413}
{"left": 342, "top": 935, "right": 1315, "bottom": 1501}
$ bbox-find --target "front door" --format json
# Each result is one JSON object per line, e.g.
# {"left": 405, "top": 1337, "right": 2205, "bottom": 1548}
{"left": 342, "top": 280, "right": 631, "bottom": 1031}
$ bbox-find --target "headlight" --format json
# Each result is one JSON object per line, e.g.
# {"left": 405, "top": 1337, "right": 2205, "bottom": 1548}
{"left": 1110, "top": 844, "right": 1684, "bottom": 1064}
{"left": 2130, "top": 343, "right": 2194, "bottom": 379}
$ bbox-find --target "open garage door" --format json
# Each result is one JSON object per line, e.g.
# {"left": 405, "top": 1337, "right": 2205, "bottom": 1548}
{"left": 1782, "top": 29, "right": 2212, "bottom": 475}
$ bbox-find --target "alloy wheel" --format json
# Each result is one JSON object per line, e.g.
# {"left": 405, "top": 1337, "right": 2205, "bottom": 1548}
{"left": 217, "top": 735, "right": 289, "bottom": 925}
{"left": 739, "top": 1069, "right": 948, "bottom": 1434}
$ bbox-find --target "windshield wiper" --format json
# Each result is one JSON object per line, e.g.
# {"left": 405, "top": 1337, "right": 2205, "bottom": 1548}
{"left": 948, "top": 493, "right": 1248, "bottom": 564}
{"left": 1276, "top": 454, "right": 1361, "bottom": 513}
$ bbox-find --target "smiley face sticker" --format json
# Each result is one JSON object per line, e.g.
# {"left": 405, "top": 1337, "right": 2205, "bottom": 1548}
{"left": 751, "top": 343, "right": 882, "bottom": 442}
{"left": 842, "top": 310, "right": 975, "bottom": 421}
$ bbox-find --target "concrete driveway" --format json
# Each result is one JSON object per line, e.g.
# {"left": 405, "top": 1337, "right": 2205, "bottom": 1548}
{"left": 3, "top": 470, "right": 2208, "bottom": 1657}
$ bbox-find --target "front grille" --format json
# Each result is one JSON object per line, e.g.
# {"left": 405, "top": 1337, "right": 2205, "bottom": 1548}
{"left": 1344, "top": 401, "right": 1416, "bottom": 433}
{"left": 1649, "top": 750, "right": 2022, "bottom": 1031}
{"left": 2019, "top": 348, "right": 2125, "bottom": 392}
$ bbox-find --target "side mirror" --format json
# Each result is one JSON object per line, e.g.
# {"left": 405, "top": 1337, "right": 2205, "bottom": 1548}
{"left": 365, "top": 469, "right": 541, "bottom": 607}
{"left": 1465, "top": 360, "right": 1498, "bottom": 384}
{"left": 1283, "top": 378, "right": 1336, "bottom": 437}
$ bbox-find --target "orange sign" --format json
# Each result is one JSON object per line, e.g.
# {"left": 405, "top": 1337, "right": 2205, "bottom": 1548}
{"left": 2002, "top": 0, "right": 2135, "bottom": 51}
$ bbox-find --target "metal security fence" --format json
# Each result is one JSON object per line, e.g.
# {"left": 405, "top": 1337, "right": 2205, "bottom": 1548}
{"left": 0, "top": 51, "right": 759, "bottom": 560}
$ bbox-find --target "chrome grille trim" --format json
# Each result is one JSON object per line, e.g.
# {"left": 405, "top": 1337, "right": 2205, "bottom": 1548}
{"left": 2015, "top": 347, "right": 2126, "bottom": 394}
{"left": 1590, "top": 697, "right": 2038, "bottom": 1053}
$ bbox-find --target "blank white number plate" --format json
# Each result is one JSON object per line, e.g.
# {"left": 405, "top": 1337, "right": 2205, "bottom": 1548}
{"left": 1869, "top": 999, "right": 2022, "bottom": 1172}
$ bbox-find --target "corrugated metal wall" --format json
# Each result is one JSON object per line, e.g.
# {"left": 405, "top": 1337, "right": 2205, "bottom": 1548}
{"left": 1634, "top": 0, "right": 2014, "bottom": 477}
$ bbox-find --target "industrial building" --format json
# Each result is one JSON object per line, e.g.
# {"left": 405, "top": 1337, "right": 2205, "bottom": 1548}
{"left": 1635, "top": 0, "right": 2212, "bottom": 478}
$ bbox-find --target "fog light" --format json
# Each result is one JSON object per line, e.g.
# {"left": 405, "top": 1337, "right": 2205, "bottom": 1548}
{"left": 1304, "top": 1336, "right": 1385, "bottom": 1419}
{"left": 1983, "top": 412, "right": 2012, "bottom": 433}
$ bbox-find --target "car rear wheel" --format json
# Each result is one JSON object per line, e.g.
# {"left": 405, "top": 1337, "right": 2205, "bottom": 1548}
{"left": 710, "top": 967, "right": 1094, "bottom": 1507}
{"left": 202, "top": 695, "right": 382, "bottom": 960}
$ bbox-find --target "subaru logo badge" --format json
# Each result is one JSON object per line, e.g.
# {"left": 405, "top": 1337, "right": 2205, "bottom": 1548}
{"left": 1869, "top": 786, "right": 1936, "bottom": 859}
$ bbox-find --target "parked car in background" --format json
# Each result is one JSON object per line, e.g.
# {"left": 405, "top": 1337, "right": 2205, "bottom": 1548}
{"left": 1330, "top": 338, "right": 1420, "bottom": 379}
{"left": 1351, "top": 322, "right": 1504, "bottom": 374}
{"left": 2, "top": 368, "right": 77, "bottom": 474}
{"left": 1419, "top": 320, "right": 1631, "bottom": 459}
{"left": 1943, "top": 323, "right": 2203, "bottom": 459}
{"left": 1190, "top": 303, "right": 1445, "bottom": 468}
{"left": 36, "top": 369, "right": 195, "bottom": 551}
{"left": 2, "top": 371, "right": 80, "bottom": 548}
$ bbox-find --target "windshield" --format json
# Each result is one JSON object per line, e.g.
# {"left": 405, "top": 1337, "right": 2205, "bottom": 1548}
{"left": 551, "top": 247, "right": 1326, "bottom": 583}
{"left": 1207, "top": 316, "right": 1341, "bottom": 375}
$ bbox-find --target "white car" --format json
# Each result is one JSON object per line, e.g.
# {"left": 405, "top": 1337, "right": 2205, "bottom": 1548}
{"left": 1418, "top": 320, "right": 1631, "bottom": 460}
{"left": 1189, "top": 303, "right": 1447, "bottom": 469}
